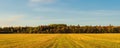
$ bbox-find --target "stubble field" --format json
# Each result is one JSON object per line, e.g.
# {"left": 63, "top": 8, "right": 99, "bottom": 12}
{"left": 0, "top": 34, "right": 120, "bottom": 48}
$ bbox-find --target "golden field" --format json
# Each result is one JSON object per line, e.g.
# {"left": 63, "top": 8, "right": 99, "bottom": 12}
{"left": 0, "top": 34, "right": 120, "bottom": 48}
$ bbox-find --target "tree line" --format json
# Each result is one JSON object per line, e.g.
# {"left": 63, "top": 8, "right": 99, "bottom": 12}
{"left": 0, "top": 24, "right": 120, "bottom": 33}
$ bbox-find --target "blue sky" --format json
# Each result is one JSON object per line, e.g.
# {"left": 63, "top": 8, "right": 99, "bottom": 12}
{"left": 0, "top": 0, "right": 120, "bottom": 27}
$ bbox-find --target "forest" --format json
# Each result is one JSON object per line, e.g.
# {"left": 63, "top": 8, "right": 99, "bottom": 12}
{"left": 0, "top": 24, "right": 120, "bottom": 33}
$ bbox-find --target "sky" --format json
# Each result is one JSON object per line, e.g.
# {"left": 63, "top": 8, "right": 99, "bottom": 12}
{"left": 0, "top": 0, "right": 120, "bottom": 27}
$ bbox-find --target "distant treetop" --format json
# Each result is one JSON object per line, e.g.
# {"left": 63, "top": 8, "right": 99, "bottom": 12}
{"left": 49, "top": 24, "right": 67, "bottom": 27}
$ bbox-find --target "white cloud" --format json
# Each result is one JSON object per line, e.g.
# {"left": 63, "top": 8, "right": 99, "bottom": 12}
{"left": 30, "top": 0, "right": 56, "bottom": 3}
{"left": 0, "top": 14, "right": 26, "bottom": 27}
{"left": 33, "top": 7, "right": 120, "bottom": 17}
{"left": 0, "top": 10, "right": 120, "bottom": 27}
{"left": 29, "top": 0, "right": 56, "bottom": 5}
{"left": 28, "top": 0, "right": 57, "bottom": 7}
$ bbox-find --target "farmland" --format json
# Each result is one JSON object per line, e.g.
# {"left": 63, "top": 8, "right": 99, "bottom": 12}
{"left": 0, "top": 34, "right": 120, "bottom": 48}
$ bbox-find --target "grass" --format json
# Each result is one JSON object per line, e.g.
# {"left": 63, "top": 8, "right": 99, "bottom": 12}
{"left": 0, "top": 34, "right": 120, "bottom": 48}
